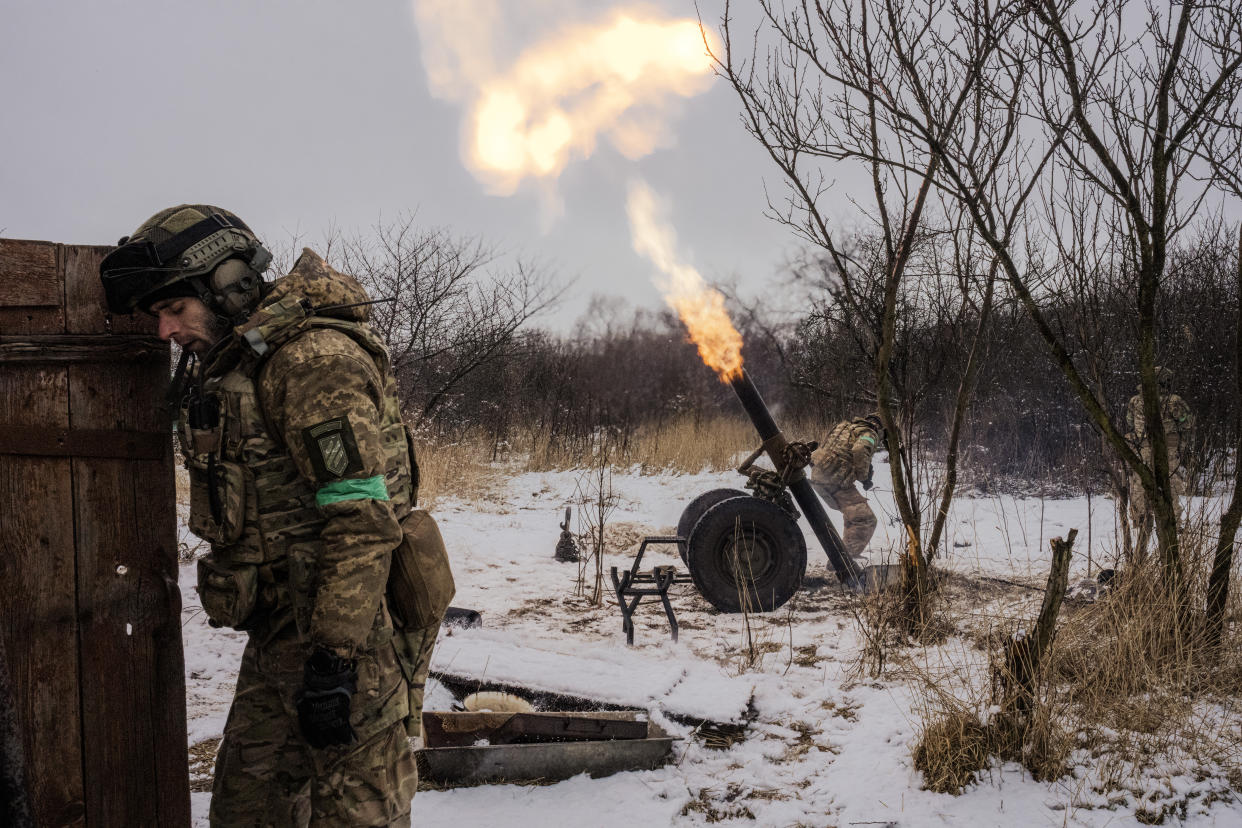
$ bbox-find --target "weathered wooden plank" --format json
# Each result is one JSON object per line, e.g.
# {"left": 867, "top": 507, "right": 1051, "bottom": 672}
{"left": 0, "top": 633, "right": 34, "bottom": 828}
{"left": 0, "top": 239, "right": 64, "bottom": 335}
{"left": 0, "top": 366, "right": 84, "bottom": 828}
{"left": 132, "top": 451, "right": 190, "bottom": 828}
{"left": 0, "top": 427, "right": 167, "bottom": 460}
{"left": 65, "top": 244, "right": 154, "bottom": 336}
{"left": 1, "top": 237, "right": 188, "bottom": 826}
{"left": 0, "top": 239, "right": 59, "bottom": 307}
{"left": 69, "top": 348, "right": 188, "bottom": 827}
{"left": 0, "top": 334, "right": 166, "bottom": 364}
{"left": 72, "top": 457, "right": 161, "bottom": 827}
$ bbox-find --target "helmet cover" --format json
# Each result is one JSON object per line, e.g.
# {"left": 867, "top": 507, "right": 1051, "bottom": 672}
{"left": 99, "top": 204, "right": 269, "bottom": 314}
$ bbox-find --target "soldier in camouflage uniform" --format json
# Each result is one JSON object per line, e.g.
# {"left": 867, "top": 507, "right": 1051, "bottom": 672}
{"left": 809, "top": 414, "right": 885, "bottom": 566}
{"left": 100, "top": 205, "right": 446, "bottom": 827}
{"left": 1125, "top": 367, "right": 1194, "bottom": 556}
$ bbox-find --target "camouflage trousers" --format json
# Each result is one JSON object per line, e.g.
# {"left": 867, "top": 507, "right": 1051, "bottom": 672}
{"left": 209, "top": 626, "right": 417, "bottom": 828}
{"left": 810, "top": 479, "right": 877, "bottom": 564}
{"left": 1128, "top": 448, "right": 1185, "bottom": 557}
{"left": 392, "top": 621, "right": 439, "bottom": 740}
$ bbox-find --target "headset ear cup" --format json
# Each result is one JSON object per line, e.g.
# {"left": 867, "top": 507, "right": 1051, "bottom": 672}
{"left": 209, "top": 259, "right": 258, "bottom": 317}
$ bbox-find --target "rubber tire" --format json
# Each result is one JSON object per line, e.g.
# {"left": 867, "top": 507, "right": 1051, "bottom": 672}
{"left": 686, "top": 495, "right": 806, "bottom": 613}
{"left": 675, "top": 488, "right": 749, "bottom": 563}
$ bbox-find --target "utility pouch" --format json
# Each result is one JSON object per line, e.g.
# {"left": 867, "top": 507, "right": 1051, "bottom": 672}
{"left": 387, "top": 509, "right": 455, "bottom": 630}
{"left": 189, "top": 426, "right": 221, "bottom": 456}
{"left": 188, "top": 460, "right": 247, "bottom": 545}
{"left": 186, "top": 386, "right": 222, "bottom": 455}
{"left": 196, "top": 555, "right": 259, "bottom": 629}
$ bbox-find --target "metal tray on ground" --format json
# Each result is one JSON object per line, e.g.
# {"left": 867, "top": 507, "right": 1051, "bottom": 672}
{"left": 416, "top": 710, "right": 673, "bottom": 786}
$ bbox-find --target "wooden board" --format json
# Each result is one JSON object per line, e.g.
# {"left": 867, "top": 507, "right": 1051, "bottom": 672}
{"left": 65, "top": 243, "right": 149, "bottom": 336}
{"left": 0, "top": 238, "right": 63, "bottom": 335}
{"left": 418, "top": 712, "right": 672, "bottom": 787}
{"left": 0, "top": 237, "right": 189, "bottom": 827}
{"left": 0, "top": 364, "right": 84, "bottom": 825}
{"left": 71, "top": 350, "right": 184, "bottom": 826}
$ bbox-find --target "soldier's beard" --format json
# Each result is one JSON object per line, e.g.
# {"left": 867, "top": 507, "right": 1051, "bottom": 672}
{"left": 208, "top": 313, "right": 233, "bottom": 343}
{"left": 182, "top": 314, "right": 234, "bottom": 355}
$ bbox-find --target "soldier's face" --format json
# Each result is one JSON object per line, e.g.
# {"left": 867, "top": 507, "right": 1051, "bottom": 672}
{"left": 149, "top": 297, "right": 226, "bottom": 354}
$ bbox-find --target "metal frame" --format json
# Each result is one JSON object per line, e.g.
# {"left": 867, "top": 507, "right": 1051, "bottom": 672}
{"left": 609, "top": 536, "right": 689, "bottom": 645}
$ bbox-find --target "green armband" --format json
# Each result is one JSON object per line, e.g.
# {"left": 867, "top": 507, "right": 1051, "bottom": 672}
{"left": 316, "top": 475, "right": 390, "bottom": 506}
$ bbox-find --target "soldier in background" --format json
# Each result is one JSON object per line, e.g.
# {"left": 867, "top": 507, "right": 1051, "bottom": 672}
{"left": 1125, "top": 366, "right": 1194, "bottom": 557}
{"left": 100, "top": 205, "right": 451, "bottom": 826}
{"left": 810, "top": 414, "right": 885, "bottom": 567}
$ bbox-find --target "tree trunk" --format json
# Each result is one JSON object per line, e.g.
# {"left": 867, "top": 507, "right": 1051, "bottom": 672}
{"left": 1206, "top": 226, "right": 1242, "bottom": 648}
{"left": 928, "top": 264, "right": 997, "bottom": 560}
{"left": 877, "top": 161, "right": 939, "bottom": 631}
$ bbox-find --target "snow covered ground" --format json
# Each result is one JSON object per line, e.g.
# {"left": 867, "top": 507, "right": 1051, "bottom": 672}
{"left": 180, "top": 459, "right": 1242, "bottom": 826}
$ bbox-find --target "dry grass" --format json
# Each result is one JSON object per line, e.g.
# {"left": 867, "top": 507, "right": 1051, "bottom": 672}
{"left": 1041, "top": 556, "right": 1242, "bottom": 798}
{"left": 910, "top": 657, "right": 1073, "bottom": 794}
{"left": 624, "top": 416, "right": 761, "bottom": 474}
{"left": 913, "top": 708, "right": 992, "bottom": 793}
{"left": 679, "top": 783, "right": 760, "bottom": 822}
{"left": 409, "top": 432, "right": 498, "bottom": 507}
{"left": 908, "top": 536, "right": 1242, "bottom": 808}
{"left": 518, "top": 415, "right": 766, "bottom": 475}
{"left": 187, "top": 737, "right": 220, "bottom": 793}
{"left": 413, "top": 413, "right": 829, "bottom": 498}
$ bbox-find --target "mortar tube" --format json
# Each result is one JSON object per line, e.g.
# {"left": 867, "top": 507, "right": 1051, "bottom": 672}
{"left": 727, "top": 370, "right": 864, "bottom": 585}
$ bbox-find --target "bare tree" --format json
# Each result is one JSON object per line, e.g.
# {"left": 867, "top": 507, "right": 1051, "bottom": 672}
{"left": 944, "top": 0, "right": 1241, "bottom": 603}
{"left": 714, "top": 0, "right": 1017, "bottom": 624}
{"left": 331, "top": 213, "right": 563, "bottom": 420}
{"left": 744, "top": 0, "right": 1242, "bottom": 617}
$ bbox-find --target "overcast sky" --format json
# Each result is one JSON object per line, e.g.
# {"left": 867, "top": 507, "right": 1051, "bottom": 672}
{"left": 2, "top": 0, "right": 815, "bottom": 330}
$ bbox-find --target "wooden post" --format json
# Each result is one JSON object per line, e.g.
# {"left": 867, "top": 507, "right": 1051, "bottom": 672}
{"left": 0, "top": 237, "right": 190, "bottom": 826}
{"left": 996, "top": 529, "right": 1075, "bottom": 724}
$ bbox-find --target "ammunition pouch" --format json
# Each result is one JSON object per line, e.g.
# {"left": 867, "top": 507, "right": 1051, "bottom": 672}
{"left": 196, "top": 554, "right": 259, "bottom": 629}
{"left": 188, "top": 458, "right": 248, "bottom": 545}
{"left": 387, "top": 509, "right": 455, "bottom": 631}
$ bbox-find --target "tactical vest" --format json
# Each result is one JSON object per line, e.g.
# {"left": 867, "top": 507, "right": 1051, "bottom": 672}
{"left": 1126, "top": 392, "right": 1192, "bottom": 459}
{"left": 182, "top": 315, "right": 416, "bottom": 633}
{"left": 811, "top": 419, "right": 875, "bottom": 488}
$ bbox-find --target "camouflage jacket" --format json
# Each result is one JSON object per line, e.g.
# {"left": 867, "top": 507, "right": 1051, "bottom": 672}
{"left": 810, "top": 419, "right": 880, "bottom": 488}
{"left": 181, "top": 249, "right": 416, "bottom": 656}
{"left": 1125, "top": 391, "right": 1193, "bottom": 458}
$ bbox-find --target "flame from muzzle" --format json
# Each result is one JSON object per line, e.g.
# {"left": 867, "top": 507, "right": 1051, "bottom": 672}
{"left": 412, "top": 1, "right": 717, "bottom": 194}
{"left": 626, "top": 180, "right": 743, "bottom": 382}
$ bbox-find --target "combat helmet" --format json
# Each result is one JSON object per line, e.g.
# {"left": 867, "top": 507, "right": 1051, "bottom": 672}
{"left": 99, "top": 204, "right": 272, "bottom": 321}
{"left": 862, "top": 412, "right": 886, "bottom": 441}
{"left": 1136, "top": 365, "right": 1174, "bottom": 393}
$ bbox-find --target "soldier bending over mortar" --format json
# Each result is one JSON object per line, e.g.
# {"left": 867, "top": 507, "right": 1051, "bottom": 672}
{"left": 809, "top": 413, "right": 885, "bottom": 569}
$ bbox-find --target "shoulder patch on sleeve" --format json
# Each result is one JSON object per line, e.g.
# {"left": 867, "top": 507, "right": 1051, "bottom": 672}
{"left": 303, "top": 417, "right": 364, "bottom": 480}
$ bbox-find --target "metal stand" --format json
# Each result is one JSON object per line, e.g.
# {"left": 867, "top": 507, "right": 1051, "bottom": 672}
{"left": 610, "top": 536, "right": 688, "bottom": 645}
